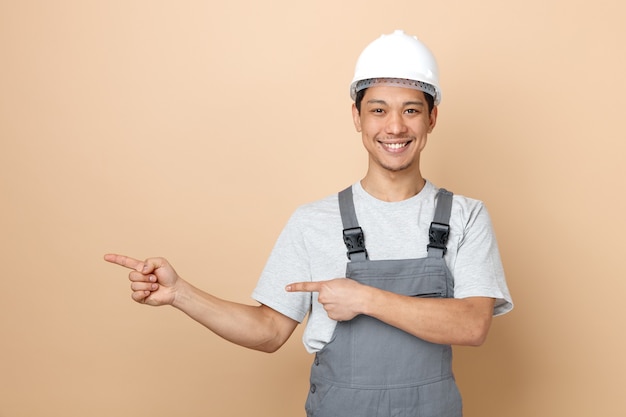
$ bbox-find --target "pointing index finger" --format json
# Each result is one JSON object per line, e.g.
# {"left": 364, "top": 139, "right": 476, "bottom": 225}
{"left": 103, "top": 253, "right": 144, "bottom": 272}
{"left": 286, "top": 281, "right": 323, "bottom": 293}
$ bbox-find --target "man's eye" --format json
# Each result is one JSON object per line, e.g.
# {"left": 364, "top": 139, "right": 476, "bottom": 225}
{"left": 371, "top": 108, "right": 384, "bottom": 114}
{"left": 405, "top": 109, "right": 420, "bottom": 114}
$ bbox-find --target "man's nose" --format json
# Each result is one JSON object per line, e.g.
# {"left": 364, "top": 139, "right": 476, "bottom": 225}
{"left": 385, "top": 112, "right": 408, "bottom": 135}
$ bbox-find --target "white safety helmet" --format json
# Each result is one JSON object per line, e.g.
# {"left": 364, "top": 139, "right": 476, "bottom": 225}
{"left": 350, "top": 30, "right": 442, "bottom": 105}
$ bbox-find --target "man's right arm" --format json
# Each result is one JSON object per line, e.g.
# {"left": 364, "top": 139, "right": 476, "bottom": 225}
{"left": 104, "top": 254, "right": 299, "bottom": 353}
{"left": 172, "top": 280, "right": 299, "bottom": 352}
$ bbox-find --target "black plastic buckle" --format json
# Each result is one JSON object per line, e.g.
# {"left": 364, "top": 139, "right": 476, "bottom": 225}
{"left": 427, "top": 222, "right": 450, "bottom": 254}
{"left": 343, "top": 227, "right": 368, "bottom": 260}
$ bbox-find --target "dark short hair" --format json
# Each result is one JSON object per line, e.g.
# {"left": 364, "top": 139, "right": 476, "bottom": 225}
{"left": 355, "top": 88, "right": 435, "bottom": 115}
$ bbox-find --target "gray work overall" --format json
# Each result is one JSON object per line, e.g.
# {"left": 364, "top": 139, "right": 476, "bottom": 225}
{"left": 305, "top": 186, "right": 462, "bottom": 417}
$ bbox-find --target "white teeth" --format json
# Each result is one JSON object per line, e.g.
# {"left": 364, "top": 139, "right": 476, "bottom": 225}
{"left": 384, "top": 142, "right": 408, "bottom": 149}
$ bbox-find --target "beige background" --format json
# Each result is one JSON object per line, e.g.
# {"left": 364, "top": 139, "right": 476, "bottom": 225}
{"left": 1, "top": 0, "right": 625, "bottom": 416}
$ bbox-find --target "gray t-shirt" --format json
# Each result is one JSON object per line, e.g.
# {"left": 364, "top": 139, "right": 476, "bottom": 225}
{"left": 252, "top": 180, "right": 513, "bottom": 353}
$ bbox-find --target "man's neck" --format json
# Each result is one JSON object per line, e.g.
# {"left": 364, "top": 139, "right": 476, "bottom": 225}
{"left": 360, "top": 172, "right": 426, "bottom": 202}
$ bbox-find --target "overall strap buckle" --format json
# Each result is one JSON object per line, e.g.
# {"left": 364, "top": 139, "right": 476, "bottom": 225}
{"left": 427, "top": 222, "right": 450, "bottom": 255}
{"left": 343, "top": 227, "right": 368, "bottom": 261}
{"left": 427, "top": 188, "right": 453, "bottom": 258}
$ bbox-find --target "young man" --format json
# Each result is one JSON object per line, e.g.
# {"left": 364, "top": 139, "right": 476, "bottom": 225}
{"left": 105, "top": 30, "right": 513, "bottom": 416}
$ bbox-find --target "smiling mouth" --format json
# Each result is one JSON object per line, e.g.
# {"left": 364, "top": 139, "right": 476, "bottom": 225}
{"left": 380, "top": 140, "right": 412, "bottom": 150}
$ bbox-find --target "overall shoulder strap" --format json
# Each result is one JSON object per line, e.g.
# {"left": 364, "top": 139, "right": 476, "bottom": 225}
{"left": 427, "top": 188, "right": 454, "bottom": 258}
{"left": 338, "top": 186, "right": 368, "bottom": 261}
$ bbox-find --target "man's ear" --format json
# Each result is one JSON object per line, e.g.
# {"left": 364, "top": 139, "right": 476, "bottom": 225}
{"left": 428, "top": 106, "right": 438, "bottom": 133}
{"left": 352, "top": 103, "right": 362, "bottom": 132}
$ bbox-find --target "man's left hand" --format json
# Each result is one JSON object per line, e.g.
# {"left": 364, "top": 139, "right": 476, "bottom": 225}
{"left": 286, "top": 278, "right": 368, "bottom": 322}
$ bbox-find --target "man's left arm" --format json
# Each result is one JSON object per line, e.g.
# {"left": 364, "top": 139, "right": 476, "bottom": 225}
{"left": 286, "top": 278, "right": 495, "bottom": 346}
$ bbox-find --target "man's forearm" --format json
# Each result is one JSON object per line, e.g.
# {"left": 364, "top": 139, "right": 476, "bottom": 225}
{"left": 362, "top": 287, "right": 495, "bottom": 346}
{"left": 172, "top": 280, "right": 297, "bottom": 353}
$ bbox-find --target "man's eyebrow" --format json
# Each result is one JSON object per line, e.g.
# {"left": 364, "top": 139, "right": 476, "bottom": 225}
{"left": 366, "top": 99, "right": 388, "bottom": 105}
{"left": 404, "top": 100, "right": 425, "bottom": 107}
{"left": 366, "top": 99, "right": 425, "bottom": 106}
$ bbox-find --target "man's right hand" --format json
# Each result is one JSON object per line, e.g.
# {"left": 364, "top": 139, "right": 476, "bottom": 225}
{"left": 104, "top": 254, "right": 180, "bottom": 306}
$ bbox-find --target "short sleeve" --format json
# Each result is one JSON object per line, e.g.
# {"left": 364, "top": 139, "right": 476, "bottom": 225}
{"left": 251, "top": 208, "right": 313, "bottom": 322}
{"left": 451, "top": 202, "right": 513, "bottom": 316}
